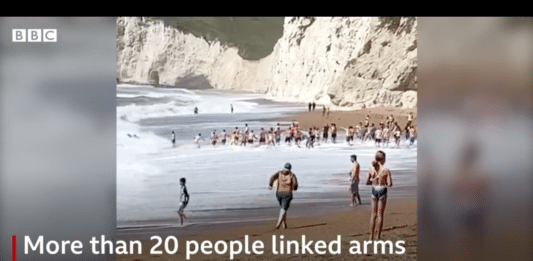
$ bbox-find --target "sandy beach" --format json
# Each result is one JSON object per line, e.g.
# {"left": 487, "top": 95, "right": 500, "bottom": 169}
{"left": 116, "top": 199, "right": 417, "bottom": 260}
{"left": 294, "top": 106, "right": 417, "bottom": 130}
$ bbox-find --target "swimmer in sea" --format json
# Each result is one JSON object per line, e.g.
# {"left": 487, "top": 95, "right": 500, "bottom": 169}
{"left": 366, "top": 150, "right": 393, "bottom": 240}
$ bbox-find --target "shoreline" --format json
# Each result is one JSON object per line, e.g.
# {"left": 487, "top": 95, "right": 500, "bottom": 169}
{"left": 116, "top": 199, "right": 417, "bottom": 260}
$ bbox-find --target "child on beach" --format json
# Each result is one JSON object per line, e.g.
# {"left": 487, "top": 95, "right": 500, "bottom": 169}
{"left": 177, "top": 177, "right": 190, "bottom": 225}
{"left": 269, "top": 163, "right": 299, "bottom": 230}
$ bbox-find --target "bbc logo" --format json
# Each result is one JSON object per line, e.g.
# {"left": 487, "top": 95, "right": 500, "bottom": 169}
{"left": 12, "top": 29, "right": 57, "bottom": 42}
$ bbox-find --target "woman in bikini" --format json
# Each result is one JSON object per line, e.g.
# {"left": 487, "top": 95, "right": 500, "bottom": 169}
{"left": 366, "top": 150, "right": 393, "bottom": 240}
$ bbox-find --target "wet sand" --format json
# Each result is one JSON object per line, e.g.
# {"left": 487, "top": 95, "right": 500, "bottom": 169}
{"left": 295, "top": 107, "right": 417, "bottom": 130}
{"left": 116, "top": 199, "right": 416, "bottom": 260}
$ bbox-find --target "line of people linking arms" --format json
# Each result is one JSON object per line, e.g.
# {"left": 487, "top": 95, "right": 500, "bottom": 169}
{"left": 177, "top": 113, "right": 416, "bottom": 149}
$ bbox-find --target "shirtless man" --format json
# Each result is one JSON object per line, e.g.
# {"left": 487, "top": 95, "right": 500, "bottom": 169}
{"left": 259, "top": 128, "right": 267, "bottom": 145}
{"left": 294, "top": 127, "right": 302, "bottom": 148}
{"left": 210, "top": 130, "right": 217, "bottom": 146}
{"left": 285, "top": 126, "right": 294, "bottom": 144}
{"left": 322, "top": 124, "right": 329, "bottom": 142}
{"left": 330, "top": 123, "right": 337, "bottom": 143}
{"left": 374, "top": 127, "right": 382, "bottom": 147}
{"left": 306, "top": 128, "right": 315, "bottom": 149}
{"left": 269, "top": 163, "right": 299, "bottom": 229}
{"left": 393, "top": 126, "right": 402, "bottom": 148}
{"left": 267, "top": 129, "right": 275, "bottom": 146}
{"left": 221, "top": 130, "right": 227, "bottom": 145}
{"left": 382, "top": 125, "right": 390, "bottom": 147}
{"left": 407, "top": 112, "right": 414, "bottom": 127}
{"left": 194, "top": 133, "right": 204, "bottom": 148}
{"left": 349, "top": 154, "right": 362, "bottom": 205}
{"left": 247, "top": 130, "right": 256, "bottom": 145}
{"left": 365, "top": 123, "right": 376, "bottom": 141}
{"left": 274, "top": 125, "right": 282, "bottom": 145}
{"left": 409, "top": 126, "right": 417, "bottom": 146}
{"left": 345, "top": 126, "right": 355, "bottom": 145}
{"left": 366, "top": 150, "right": 393, "bottom": 240}
{"left": 355, "top": 123, "right": 362, "bottom": 140}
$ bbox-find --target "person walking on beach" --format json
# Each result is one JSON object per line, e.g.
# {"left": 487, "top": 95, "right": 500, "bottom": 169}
{"left": 177, "top": 177, "right": 190, "bottom": 225}
{"left": 309, "top": 102, "right": 312, "bottom": 112}
{"left": 231, "top": 104, "right": 234, "bottom": 113}
{"left": 194, "top": 106, "right": 198, "bottom": 115}
{"left": 312, "top": 101, "right": 316, "bottom": 111}
{"left": 349, "top": 155, "right": 362, "bottom": 205}
{"left": 366, "top": 150, "right": 393, "bottom": 240}
{"left": 269, "top": 163, "right": 299, "bottom": 230}
{"left": 171, "top": 131, "right": 176, "bottom": 147}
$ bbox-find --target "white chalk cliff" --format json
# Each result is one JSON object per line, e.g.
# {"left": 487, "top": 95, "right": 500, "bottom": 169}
{"left": 116, "top": 17, "right": 417, "bottom": 108}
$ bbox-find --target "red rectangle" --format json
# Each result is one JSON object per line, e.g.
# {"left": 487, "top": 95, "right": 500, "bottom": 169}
{"left": 12, "top": 235, "right": 16, "bottom": 261}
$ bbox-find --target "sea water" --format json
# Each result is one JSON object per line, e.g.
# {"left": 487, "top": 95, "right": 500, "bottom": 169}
{"left": 116, "top": 84, "right": 417, "bottom": 228}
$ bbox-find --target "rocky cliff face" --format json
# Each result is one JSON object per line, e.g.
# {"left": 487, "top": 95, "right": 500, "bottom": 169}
{"left": 116, "top": 17, "right": 417, "bottom": 108}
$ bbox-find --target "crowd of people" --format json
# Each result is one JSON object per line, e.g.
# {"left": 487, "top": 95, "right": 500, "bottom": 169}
{"left": 266, "top": 150, "right": 393, "bottom": 239}
{"left": 184, "top": 112, "right": 416, "bottom": 149}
